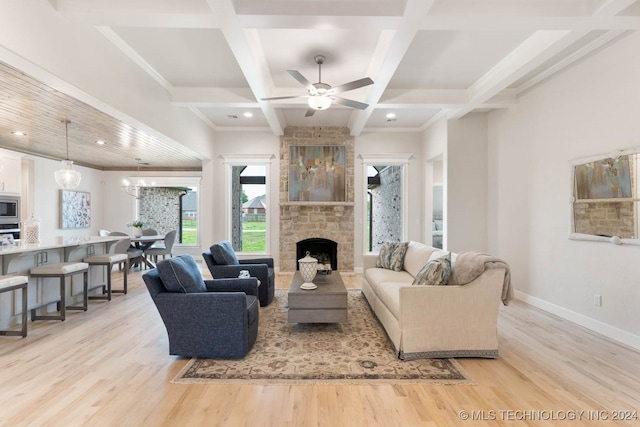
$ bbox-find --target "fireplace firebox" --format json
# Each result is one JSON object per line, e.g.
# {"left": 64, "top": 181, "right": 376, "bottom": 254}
{"left": 296, "top": 238, "right": 338, "bottom": 270}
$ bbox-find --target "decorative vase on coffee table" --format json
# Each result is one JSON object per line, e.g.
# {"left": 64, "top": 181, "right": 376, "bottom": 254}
{"left": 298, "top": 251, "right": 318, "bottom": 287}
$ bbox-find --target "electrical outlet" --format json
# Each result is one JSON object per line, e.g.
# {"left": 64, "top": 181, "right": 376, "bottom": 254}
{"left": 594, "top": 294, "right": 602, "bottom": 306}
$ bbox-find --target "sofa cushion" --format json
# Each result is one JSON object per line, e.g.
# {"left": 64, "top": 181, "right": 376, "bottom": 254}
{"left": 376, "top": 241, "right": 409, "bottom": 271}
{"left": 210, "top": 240, "right": 239, "bottom": 265}
{"left": 403, "top": 241, "right": 440, "bottom": 277}
{"left": 364, "top": 267, "right": 414, "bottom": 293}
{"left": 157, "top": 254, "right": 207, "bottom": 293}
{"left": 412, "top": 254, "right": 451, "bottom": 286}
{"left": 374, "top": 282, "right": 408, "bottom": 320}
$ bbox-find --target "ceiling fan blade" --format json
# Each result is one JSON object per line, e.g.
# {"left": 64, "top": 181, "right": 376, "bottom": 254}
{"left": 287, "top": 70, "right": 316, "bottom": 92}
{"left": 261, "top": 95, "right": 305, "bottom": 101}
{"left": 332, "top": 96, "right": 369, "bottom": 110}
{"left": 305, "top": 108, "right": 317, "bottom": 117}
{"left": 330, "top": 77, "right": 374, "bottom": 94}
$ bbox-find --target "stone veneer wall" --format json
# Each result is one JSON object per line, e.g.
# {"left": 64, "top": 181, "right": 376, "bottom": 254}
{"left": 280, "top": 127, "right": 355, "bottom": 272}
{"left": 139, "top": 187, "right": 184, "bottom": 240}
{"left": 573, "top": 201, "right": 635, "bottom": 238}
{"left": 370, "top": 165, "right": 403, "bottom": 251}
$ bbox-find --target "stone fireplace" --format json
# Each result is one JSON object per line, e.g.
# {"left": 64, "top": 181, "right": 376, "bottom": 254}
{"left": 280, "top": 126, "right": 355, "bottom": 272}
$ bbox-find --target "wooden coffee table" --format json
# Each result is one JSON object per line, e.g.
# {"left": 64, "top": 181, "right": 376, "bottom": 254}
{"left": 288, "top": 271, "right": 348, "bottom": 323}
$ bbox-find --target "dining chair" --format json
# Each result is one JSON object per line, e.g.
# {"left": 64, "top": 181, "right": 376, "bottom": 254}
{"left": 138, "top": 228, "right": 158, "bottom": 251}
{"left": 98, "top": 229, "right": 110, "bottom": 236}
{"left": 109, "top": 231, "right": 144, "bottom": 271}
{"left": 144, "top": 230, "right": 177, "bottom": 265}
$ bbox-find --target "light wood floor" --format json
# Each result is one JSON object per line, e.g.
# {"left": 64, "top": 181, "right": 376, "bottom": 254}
{"left": 1, "top": 268, "right": 639, "bottom": 427}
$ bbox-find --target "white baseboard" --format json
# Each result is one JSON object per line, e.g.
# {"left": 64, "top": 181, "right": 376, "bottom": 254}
{"left": 515, "top": 290, "right": 640, "bottom": 352}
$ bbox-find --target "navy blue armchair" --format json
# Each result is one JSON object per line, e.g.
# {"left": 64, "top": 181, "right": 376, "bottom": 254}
{"left": 202, "top": 241, "right": 275, "bottom": 307}
{"left": 142, "top": 254, "right": 259, "bottom": 359}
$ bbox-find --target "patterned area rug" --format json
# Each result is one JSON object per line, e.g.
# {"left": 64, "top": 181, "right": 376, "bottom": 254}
{"left": 173, "top": 289, "right": 473, "bottom": 385}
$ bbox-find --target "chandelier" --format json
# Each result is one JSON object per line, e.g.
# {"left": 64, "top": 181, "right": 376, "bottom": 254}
{"left": 54, "top": 119, "right": 82, "bottom": 189}
{"left": 122, "top": 158, "right": 145, "bottom": 199}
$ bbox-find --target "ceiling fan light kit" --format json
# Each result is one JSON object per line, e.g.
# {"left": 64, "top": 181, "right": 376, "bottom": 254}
{"left": 308, "top": 95, "right": 332, "bottom": 110}
{"left": 262, "top": 54, "right": 373, "bottom": 116}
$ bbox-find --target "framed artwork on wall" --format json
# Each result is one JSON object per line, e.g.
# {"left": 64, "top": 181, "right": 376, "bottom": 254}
{"left": 289, "top": 145, "right": 346, "bottom": 202}
{"left": 60, "top": 190, "right": 91, "bottom": 229}
{"left": 574, "top": 154, "right": 632, "bottom": 200}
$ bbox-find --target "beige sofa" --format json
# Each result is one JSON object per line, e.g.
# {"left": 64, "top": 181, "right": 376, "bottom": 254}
{"left": 362, "top": 241, "right": 509, "bottom": 360}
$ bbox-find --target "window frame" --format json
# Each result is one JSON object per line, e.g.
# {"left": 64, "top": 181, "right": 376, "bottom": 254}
{"left": 358, "top": 154, "right": 411, "bottom": 253}
{"left": 221, "top": 154, "right": 274, "bottom": 255}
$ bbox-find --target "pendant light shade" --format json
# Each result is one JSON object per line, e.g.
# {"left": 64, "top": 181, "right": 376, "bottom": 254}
{"left": 122, "top": 158, "right": 144, "bottom": 199}
{"left": 54, "top": 120, "right": 81, "bottom": 189}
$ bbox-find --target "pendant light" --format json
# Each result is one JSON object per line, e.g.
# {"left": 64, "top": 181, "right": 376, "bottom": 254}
{"left": 54, "top": 119, "right": 81, "bottom": 189}
{"left": 122, "top": 158, "right": 144, "bottom": 199}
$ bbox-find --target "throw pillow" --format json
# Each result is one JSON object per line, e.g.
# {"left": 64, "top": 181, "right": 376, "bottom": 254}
{"left": 376, "top": 241, "right": 409, "bottom": 272}
{"left": 412, "top": 253, "right": 451, "bottom": 286}
{"left": 210, "top": 240, "right": 239, "bottom": 265}
{"left": 157, "top": 254, "right": 207, "bottom": 293}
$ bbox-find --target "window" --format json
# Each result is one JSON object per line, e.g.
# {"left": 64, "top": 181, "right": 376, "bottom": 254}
{"left": 135, "top": 177, "right": 201, "bottom": 246}
{"left": 232, "top": 165, "right": 267, "bottom": 253}
{"left": 222, "top": 154, "right": 273, "bottom": 255}
{"left": 360, "top": 154, "right": 411, "bottom": 252}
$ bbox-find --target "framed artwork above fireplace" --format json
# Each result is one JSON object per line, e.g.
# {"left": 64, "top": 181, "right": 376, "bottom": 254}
{"left": 289, "top": 145, "right": 346, "bottom": 202}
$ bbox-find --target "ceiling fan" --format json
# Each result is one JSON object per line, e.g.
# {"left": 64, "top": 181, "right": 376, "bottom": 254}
{"left": 261, "top": 55, "right": 374, "bottom": 117}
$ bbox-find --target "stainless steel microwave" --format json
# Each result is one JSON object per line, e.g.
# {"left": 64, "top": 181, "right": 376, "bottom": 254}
{"left": 0, "top": 196, "right": 20, "bottom": 223}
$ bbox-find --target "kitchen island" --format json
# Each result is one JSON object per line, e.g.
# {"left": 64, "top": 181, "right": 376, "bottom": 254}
{"left": 0, "top": 235, "right": 125, "bottom": 331}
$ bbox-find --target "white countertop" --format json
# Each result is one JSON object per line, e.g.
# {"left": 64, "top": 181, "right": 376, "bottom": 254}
{"left": 0, "top": 235, "right": 124, "bottom": 255}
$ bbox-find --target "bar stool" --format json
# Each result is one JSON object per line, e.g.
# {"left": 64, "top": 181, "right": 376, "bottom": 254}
{"left": 0, "top": 275, "right": 29, "bottom": 337}
{"left": 30, "top": 262, "right": 89, "bottom": 321}
{"left": 83, "top": 239, "right": 130, "bottom": 301}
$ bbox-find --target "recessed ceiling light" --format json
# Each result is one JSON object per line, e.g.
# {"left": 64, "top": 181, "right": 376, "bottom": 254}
{"left": 95, "top": 140, "right": 105, "bottom": 145}
{"left": 243, "top": 112, "right": 253, "bottom": 118}
{"left": 386, "top": 113, "right": 396, "bottom": 119}
{"left": 11, "top": 131, "right": 26, "bottom": 136}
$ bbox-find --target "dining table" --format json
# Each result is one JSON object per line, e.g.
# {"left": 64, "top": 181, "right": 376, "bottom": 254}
{"left": 131, "top": 234, "right": 165, "bottom": 269}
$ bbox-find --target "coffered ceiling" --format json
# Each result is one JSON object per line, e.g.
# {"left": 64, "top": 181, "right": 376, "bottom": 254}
{"left": 0, "top": 0, "right": 639, "bottom": 169}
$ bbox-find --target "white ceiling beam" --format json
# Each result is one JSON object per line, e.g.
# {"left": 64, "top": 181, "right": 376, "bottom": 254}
{"left": 417, "top": 16, "right": 640, "bottom": 31}
{"left": 171, "top": 87, "right": 257, "bottom": 107}
{"left": 57, "top": 12, "right": 222, "bottom": 28}
{"left": 96, "top": 26, "right": 172, "bottom": 92}
{"left": 57, "top": 11, "right": 640, "bottom": 32}
{"left": 348, "top": 0, "right": 436, "bottom": 136}
{"left": 206, "top": 0, "right": 285, "bottom": 136}
{"left": 448, "top": 0, "right": 636, "bottom": 120}
{"left": 449, "top": 29, "right": 589, "bottom": 119}
{"left": 516, "top": 29, "right": 625, "bottom": 94}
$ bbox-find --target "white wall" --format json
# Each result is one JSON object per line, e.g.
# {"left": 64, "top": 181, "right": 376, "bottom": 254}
{"left": 488, "top": 31, "right": 640, "bottom": 349}
{"left": 447, "top": 113, "right": 489, "bottom": 253}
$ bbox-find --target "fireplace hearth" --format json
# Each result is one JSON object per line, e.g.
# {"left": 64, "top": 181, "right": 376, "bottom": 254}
{"left": 296, "top": 238, "right": 338, "bottom": 270}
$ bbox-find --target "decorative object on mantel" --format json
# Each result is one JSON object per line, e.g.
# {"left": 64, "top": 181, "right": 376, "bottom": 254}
{"left": 128, "top": 220, "right": 144, "bottom": 237}
{"left": 23, "top": 213, "right": 40, "bottom": 243}
{"left": 289, "top": 145, "right": 346, "bottom": 202}
{"left": 54, "top": 119, "right": 81, "bottom": 189}
{"left": 173, "top": 289, "right": 472, "bottom": 385}
{"left": 298, "top": 251, "right": 318, "bottom": 289}
{"left": 122, "top": 158, "right": 145, "bottom": 199}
